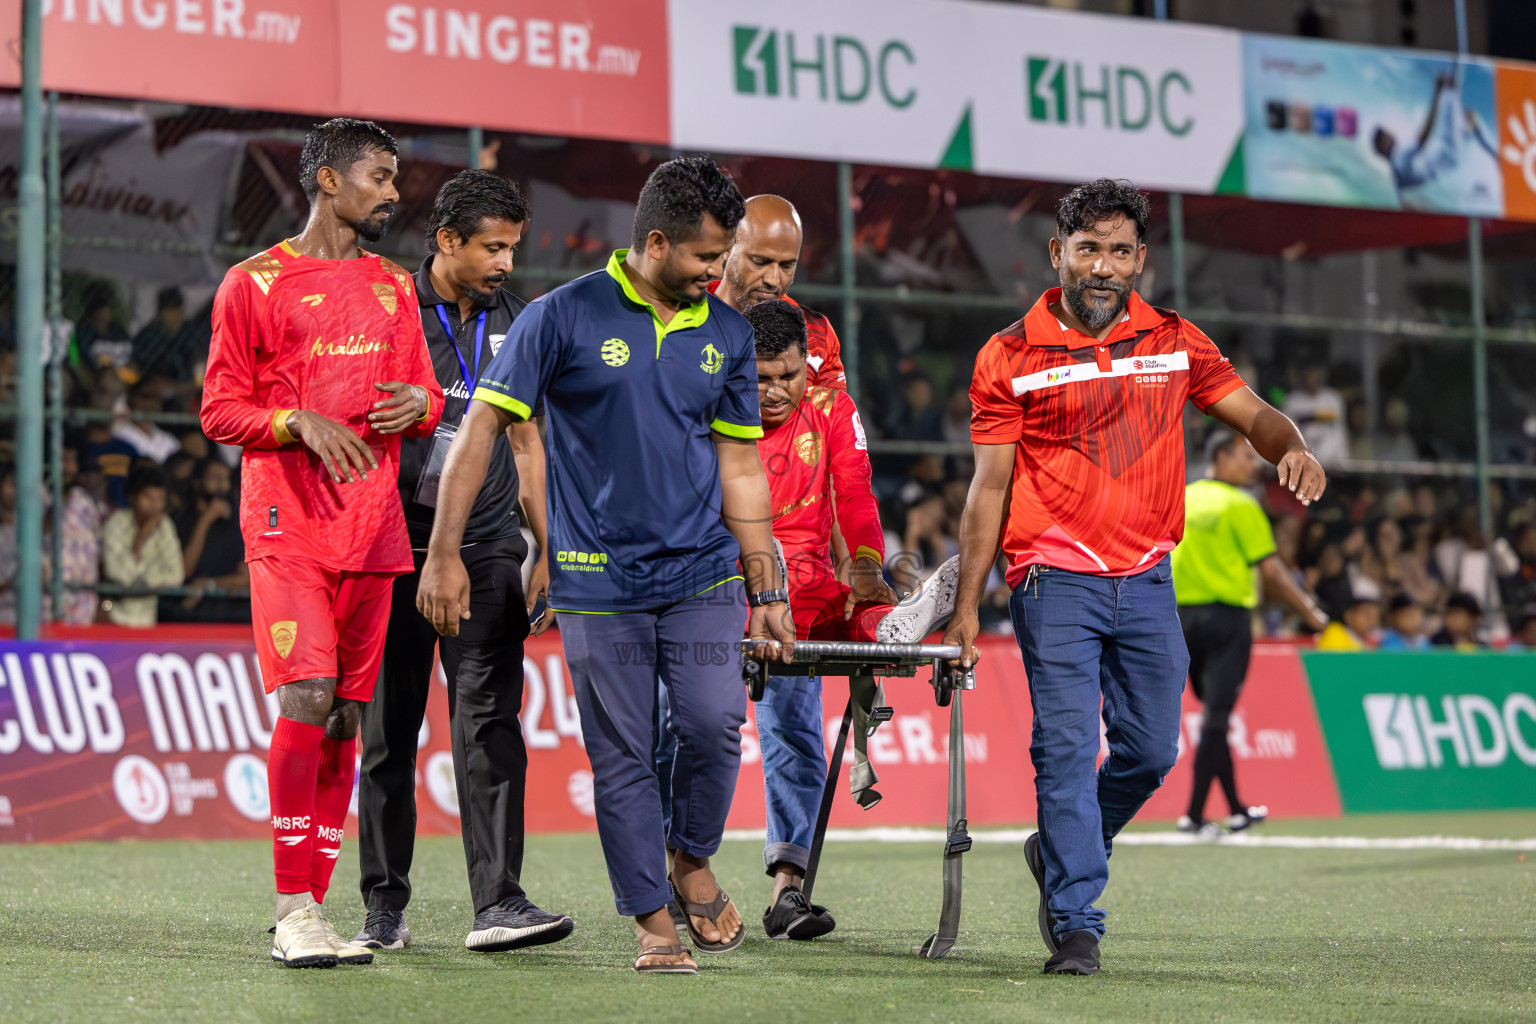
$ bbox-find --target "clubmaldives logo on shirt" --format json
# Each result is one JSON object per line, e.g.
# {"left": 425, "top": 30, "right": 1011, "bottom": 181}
{"left": 1046, "top": 368, "right": 1072, "bottom": 384}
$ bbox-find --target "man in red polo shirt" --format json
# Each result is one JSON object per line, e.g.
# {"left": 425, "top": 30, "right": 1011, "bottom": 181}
{"left": 710, "top": 194, "right": 845, "bottom": 390}
{"left": 944, "top": 180, "right": 1325, "bottom": 976}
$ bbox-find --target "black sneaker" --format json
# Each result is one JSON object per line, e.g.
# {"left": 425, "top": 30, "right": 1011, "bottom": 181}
{"left": 1024, "top": 832, "right": 1058, "bottom": 954}
{"left": 1225, "top": 805, "right": 1269, "bottom": 832}
{"left": 1043, "top": 929, "right": 1100, "bottom": 975}
{"left": 352, "top": 908, "right": 410, "bottom": 950}
{"left": 762, "top": 885, "right": 836, "bottom": 941}
{"left": 465, "top": 896, "right": 574, "bottom": 952}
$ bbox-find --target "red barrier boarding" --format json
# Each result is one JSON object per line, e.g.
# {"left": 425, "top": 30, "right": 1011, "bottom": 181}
{"left": 0, "top": 633, "right": 1338, "bottom": 843}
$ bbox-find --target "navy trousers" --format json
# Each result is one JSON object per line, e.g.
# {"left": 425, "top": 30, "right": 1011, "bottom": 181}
{"left": 560, "top": 580, "right": 748, "bottom": 917}
{"left": 1009, "top": 557, "right": 1188, "bottom": 941}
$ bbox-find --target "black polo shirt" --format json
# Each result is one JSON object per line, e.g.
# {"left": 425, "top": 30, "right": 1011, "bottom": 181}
{"left": 400, "top": 255, "right": 529, "bottom": 553}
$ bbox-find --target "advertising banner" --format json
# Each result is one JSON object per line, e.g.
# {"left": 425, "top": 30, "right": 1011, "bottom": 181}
{"left": 666, "top": 0, "right": 1245, "bottom": 194}
{"left": 0, "top": 1, "right": 671, "bottom": 146}
{"left": 1494, "top": 61, "right": 1536, "bottom": 222}
{"left": 1304, "top": 652, "right": 1536, "bottom": 813}
{"left": 0, "top": 100, "right": 243, "bottom": 285}
{"left": 1241, "top": 35, "right": 1504, "bottom": 217}
{"left": 0, "top": 633, "right": 1342, "bottom": 844}
{"left": 334, "top": 1, "right": 671, "bottom": 145}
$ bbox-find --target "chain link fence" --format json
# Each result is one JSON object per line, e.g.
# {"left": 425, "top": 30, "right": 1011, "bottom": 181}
{"left": 3, "top": 94, "right": 1536, "bottom": 639}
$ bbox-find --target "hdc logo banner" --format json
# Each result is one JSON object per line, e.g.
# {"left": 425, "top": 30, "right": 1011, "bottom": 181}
{"left": 1305, "top": 652, "right": 1536, "bottom": 812}
{"left": 668, "top": 0, "right": 1244, "bottom": 193}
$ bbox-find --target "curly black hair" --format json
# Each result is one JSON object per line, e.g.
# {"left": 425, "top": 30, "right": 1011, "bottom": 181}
{"left": 126, "top": 463, "right": 168, "bottom": 499}
{"left": 743, "top": 299, "right": 808, "bottom": 360}
{"left": 630, "top": 156, "right": 745, "bottom": 250}
{"left": 298, "top": 118, "right": 399, "bottom": 202}
{"left": 1055, "top": 178, "right": 1150, "bottom": 242}
{"left": 426, "top": 169, "right": 530, "bottom": 253}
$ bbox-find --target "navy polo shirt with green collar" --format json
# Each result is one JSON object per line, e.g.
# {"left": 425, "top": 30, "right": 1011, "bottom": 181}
{"left": 472, "top": 249, "right": 762, "bottom": 613}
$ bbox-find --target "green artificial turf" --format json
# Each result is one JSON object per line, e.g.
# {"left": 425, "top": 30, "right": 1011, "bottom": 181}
{"left": 2, "top": 815, "right": 1534, "bottom": 1024}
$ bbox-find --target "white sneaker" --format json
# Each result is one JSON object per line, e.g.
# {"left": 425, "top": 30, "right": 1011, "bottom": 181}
{"left": 1175, "top": 815, "right": 1198, "bottom": 833}
{"left": 272, "top": 902, "right": 339, "bottom": 968}
{"left": 875, "top": 556, "right": 960, "bottom": 643}
{"left": 312, "top": 902, "right": 375, "bottom": 965}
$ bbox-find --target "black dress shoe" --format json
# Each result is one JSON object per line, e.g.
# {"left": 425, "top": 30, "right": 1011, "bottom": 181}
{"left": 762, "top": 885, "right": 835, "bottom": 940}
{"left": 1024, "top": 832, "right": 1058, "bottom": 954}
{"left": 1044, "top": 929, "right": 1100, "bottom": 975}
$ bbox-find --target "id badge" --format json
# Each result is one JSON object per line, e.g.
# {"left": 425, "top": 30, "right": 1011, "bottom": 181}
{"left": 413, "top": 422, "right": 458, "bottom": 508}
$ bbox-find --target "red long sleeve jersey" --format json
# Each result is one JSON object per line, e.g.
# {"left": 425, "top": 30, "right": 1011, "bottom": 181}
{"left": 760, "top": 386, "right": 884, "bottom": 575}
{"left": 201, "top": 242, "right": 444, "bottom": 574}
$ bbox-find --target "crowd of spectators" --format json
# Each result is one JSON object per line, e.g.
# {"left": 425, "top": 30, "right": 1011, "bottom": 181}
{"left": 0, "top": 281, "right": 248, "bottom": 628}
{"left": 860, "top": 347, "right": 1536, "bottom": 651}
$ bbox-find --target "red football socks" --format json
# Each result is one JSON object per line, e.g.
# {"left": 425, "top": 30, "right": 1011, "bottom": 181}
{"left": 268, "top": 717, "right": 324, "bottom": 896}
{"left": 309, "top": 736, "right": 356, "bottom": 904}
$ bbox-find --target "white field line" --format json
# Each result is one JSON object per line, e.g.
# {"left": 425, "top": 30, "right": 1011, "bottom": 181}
{"left": 720, "top": 827, "right": 1536, "bottom": 852}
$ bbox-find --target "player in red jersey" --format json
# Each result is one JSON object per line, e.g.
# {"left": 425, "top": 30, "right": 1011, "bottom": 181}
{"left": 710, "top": 194, "right": 845, "bottom": 390}
{"left": 742, "top": 300, "right": 957, "bottom": 941}
{"left": 201, "top": 119, "right": 444, "bottom": 969}
{"left": 944, "top": 180, "right": 1324, "bottom": 976}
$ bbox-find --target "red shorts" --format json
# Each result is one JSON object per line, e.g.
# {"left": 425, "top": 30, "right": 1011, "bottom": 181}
{"left": 788, "top": 561, "right": 891, "bottom": 642}
{"left": 248, "top": 556, "right": 395, "bottom": 701}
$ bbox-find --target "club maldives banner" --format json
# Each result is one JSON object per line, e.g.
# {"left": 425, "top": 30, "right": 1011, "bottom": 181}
{"left": 1304, "top": 652, "right": 1536, "bottom": 813}
{"left": 0, "top": 633, "right": 1341, "bottom": 844}
{"left": 0, "top": 1, "right": 1535, "bottom": 220}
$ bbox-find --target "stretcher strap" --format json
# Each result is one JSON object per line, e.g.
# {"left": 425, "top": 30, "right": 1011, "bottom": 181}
{"left": 848, "top": 674, "right": 885, "bottom": 810}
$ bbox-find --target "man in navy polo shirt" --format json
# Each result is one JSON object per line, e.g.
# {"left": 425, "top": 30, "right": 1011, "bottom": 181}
{"left": 417, "top": 157, "right": 795, "bottom": 974}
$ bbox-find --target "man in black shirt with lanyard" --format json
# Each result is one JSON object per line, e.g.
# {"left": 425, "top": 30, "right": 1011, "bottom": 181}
{"left": 354, "top": 170, "right": 572, "bottom": 953}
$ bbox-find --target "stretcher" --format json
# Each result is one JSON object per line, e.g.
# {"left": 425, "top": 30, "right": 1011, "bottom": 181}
{"left": 740, "top": 640, "right": 976, "bottom": 959}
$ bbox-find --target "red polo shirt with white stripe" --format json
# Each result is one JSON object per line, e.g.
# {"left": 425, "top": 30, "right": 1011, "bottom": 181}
{"left": 970, "top": 288, "right": 1245, "bottom": 585}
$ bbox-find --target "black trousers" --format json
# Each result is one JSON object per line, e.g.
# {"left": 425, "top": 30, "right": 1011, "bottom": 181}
{"left": 358, "top": 536, "right": 530, "bottom": 914}
{"left": 1177, "top": 603, "right": 1252, "bottom": 819}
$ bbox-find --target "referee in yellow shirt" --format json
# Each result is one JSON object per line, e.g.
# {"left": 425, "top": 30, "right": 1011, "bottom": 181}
{"left": 1172, "top": 430, "right": 1327, "bottom": 833}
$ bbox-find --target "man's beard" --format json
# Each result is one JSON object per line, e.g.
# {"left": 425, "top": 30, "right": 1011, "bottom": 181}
{"left": 1062, "top": 274, "right": 1133, "bottom": 330}
{"left": 461, "top": 274, "right": 508, "bottom": 306}
{"left": 352, "top": 204, "right": 395, "bottom": 243}
{"left": 722, "top": 259, "right": 773, "bottom": 309}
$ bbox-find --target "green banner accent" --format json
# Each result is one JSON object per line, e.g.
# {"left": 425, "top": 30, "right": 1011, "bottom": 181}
{"left": 1303, "top": 652, "right": 1536, "bottom": 812}
{"left": 1214, "top": 136, "right": 1245, "bottom": 195}
{"left": 938, "top": 105, "right": 974, "bottom": 171}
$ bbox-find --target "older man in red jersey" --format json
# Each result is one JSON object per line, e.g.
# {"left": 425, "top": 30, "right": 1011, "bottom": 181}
{"left": 202, "top": 118, "right": 444, "bottom": 969}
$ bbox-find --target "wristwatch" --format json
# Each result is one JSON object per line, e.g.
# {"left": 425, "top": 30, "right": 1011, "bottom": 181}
{"left": 747, "top": 588, "right": 789, "bottom": 608}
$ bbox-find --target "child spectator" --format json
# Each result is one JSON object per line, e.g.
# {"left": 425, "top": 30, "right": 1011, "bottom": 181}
{"left": 1378, "top": 594, "right": 1429, "bottom": 650}
{"left": 101, "top": 464, "right": 182, "bottom": 627}
{"left": 1430, "top": 593, "right": 1484, "bottom": 650}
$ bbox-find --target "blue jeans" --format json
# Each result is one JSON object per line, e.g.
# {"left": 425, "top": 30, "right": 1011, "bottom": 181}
{"left": 755, "top": 674, "right": 827, "bottom": 874}
{"left": 1009, "top": 558, "right": 1188, "bottom": 941}
{"left": 560, "top": 581, "right": 748, "bottom": 917}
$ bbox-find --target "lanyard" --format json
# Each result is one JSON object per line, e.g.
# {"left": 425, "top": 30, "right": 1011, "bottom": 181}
{"left": 435, "top": 306, "right": 486, "bottom": 395}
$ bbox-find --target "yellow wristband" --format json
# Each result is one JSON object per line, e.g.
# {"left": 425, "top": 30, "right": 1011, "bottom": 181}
{"left": 272, "top": 409, "right": 297, "bottom": 445}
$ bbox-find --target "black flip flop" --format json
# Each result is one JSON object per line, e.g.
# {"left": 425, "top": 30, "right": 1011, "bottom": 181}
{"left": 670, "top": 880, "right": 745, "bottom": 954}
{"left": 633, "top": 944, "right": 698, "bottom": 974}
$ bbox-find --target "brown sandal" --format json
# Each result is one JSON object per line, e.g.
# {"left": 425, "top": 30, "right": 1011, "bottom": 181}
{"left": 669, "top": 879, "right": 745, "bottom": 953}
{"left": 633, "top": 944, "right": 698, "bottom": 974}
